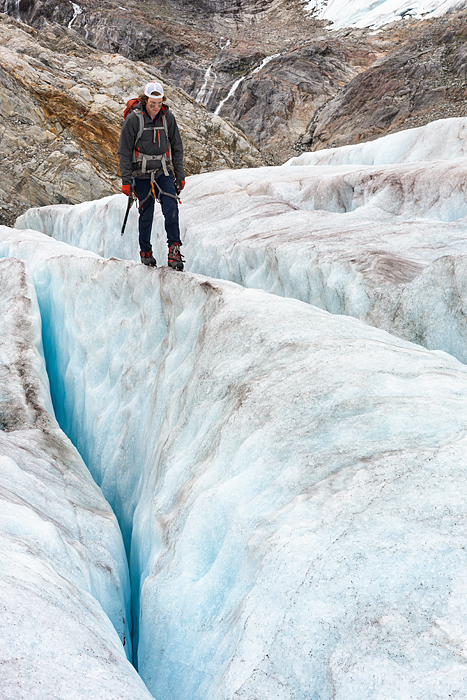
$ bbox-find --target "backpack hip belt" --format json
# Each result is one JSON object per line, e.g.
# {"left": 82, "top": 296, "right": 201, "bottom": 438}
{"left": 133, "top": 151, "right": 171, "bottom": 176}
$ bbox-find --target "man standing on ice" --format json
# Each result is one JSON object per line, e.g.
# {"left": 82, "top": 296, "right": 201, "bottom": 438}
{"left": 118, "top": 81, "right": 186, "bottom": 270}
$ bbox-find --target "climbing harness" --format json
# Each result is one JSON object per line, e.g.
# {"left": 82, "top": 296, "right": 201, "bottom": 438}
{"left": 135, "top": 171, "right": 181, "bottom": 211}
{"left": 123, "top": 105, "right": 180, "bottom": 210}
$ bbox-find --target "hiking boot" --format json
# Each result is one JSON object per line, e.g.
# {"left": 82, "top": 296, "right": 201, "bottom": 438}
{"left": 168, "top": 243, "right": 184, "bottom": 271}
{"left": 140, "top": 250, "right": 157, "bottom": 267}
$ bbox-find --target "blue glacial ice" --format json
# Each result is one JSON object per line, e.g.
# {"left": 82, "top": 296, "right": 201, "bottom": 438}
{"left": 0, "top": 257, "right": 153, "bottom": 699}
{"left": 4, "top": 117, "right": 467, "bottom": 698}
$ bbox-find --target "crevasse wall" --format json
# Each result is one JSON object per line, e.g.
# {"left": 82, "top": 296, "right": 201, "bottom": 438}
{"left": 0, "top": 254, "right": 154, "bottom": 699}
{"left": 4, "top": 228, "right": 467, "bottom": 699}
{"left": 7, "top": 120, "right": 467, "bottom": 698}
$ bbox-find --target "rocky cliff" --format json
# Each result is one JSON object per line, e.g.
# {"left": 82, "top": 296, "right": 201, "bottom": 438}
{"left": 2, "top": 0, "right": 348, "bottom": 162}
{"left": 305, "top": 12, "right": 467, "bottom": 150}
{"left": 0, "top": 12, "right": 264, "bottom": 226}
{"left": 1, "top": 0, "right": 466, "bottom": 194}
{"left": 219, "top": 39, "right": 367, "bottom": 160}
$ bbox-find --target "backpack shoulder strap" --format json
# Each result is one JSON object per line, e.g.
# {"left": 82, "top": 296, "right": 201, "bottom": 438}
{"left": 133, "top": 109, "right": 145, "bottom": 146}
{"left": 162, "top": 113, "right": 172, "bottom": 162}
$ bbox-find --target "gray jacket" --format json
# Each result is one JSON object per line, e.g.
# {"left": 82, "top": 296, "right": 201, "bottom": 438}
{"left": 118, "top": 104, "right": 185, "bottom": 185}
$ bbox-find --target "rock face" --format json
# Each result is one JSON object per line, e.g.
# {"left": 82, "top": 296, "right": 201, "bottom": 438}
{"left": 2, "top": 0, "right": 467, "bottom": 172}
{"left": 219, "top": 40, "right": 364, "bottom": 161}
{"left": 306, "top": 12, "right": 467, "bottom": 149}
{"left": 2, "top": 0, "right": 344, "bottom": 162}
{"left": 0, "top": 12, "right": 264, "bottom": 226}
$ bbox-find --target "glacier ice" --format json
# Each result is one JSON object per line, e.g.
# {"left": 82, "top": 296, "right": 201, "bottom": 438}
{"left": 6, "top": 116, "right": 467, "bottom": 698}
{"left": 17, "top": 118, "right": 467, "bottom": 362}
{"left": 285, "top": 117, "right": 467, "bottom": 167}
{"left": 3, "top": 216, "right": 467, "bottom": 698}
{"left": 0, "top": 257, "right": 153, "bottom": 698}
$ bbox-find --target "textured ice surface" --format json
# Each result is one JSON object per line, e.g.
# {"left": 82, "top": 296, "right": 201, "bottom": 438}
{"left": 3, "top": 228, "right": 467, "bottom": 698}
{"left": 17, "top": 118, "right": 467, "bottom": 362}
{"left": 8, "top": 117, "right": 467, "bottom": 698}
{"left": 285, "top": 118, "right": 467, "bottom": 166}
{"left": 306, "top": 0, "right": 467, "bottom": 29}
{"left": 0, "top": 257, "right": 153, "bottom": 699}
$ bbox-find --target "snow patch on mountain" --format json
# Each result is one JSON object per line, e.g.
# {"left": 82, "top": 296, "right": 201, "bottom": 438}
{"left": 307, "top": 0, "right": 467, "bottom": 29}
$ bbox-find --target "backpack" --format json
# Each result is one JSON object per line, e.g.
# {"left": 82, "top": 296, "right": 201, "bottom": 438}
{"left": 124, "top": 99, "right": 172, "bottom": 176}
{"left": 123, "top": 98, "right": 140, "bottom": 120}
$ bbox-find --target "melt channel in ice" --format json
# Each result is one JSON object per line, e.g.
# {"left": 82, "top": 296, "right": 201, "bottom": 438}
{"left": 4, "top": 178, "right": 467, "bottom": 699}
{"left": 18, "top": 117, "right": 467, "bottom": 363}
{"left": 0, "top": 253, "right": 153, "bottom": 699}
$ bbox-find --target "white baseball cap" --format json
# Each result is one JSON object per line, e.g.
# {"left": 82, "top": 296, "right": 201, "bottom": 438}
{"left": 144, "top": 82, "right": 164, "bottom": 98}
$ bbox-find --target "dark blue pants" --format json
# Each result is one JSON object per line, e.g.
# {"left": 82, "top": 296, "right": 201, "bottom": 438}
{"left": 133, "top": 174, "right": 181, "bottom": 252}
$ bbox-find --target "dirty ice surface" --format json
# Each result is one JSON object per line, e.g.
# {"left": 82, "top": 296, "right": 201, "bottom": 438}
{"left": 306, "top": 0, "right": 467, "bottom": 29}
{"left": 4, "top": 173, "right": 467, "bottom": 699}
{"left": 18, "top": 117, "right": 467, "bottom": 363}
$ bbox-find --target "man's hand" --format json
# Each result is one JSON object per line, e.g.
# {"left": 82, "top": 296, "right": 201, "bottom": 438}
{"left": 122, "top": 184, "right": 132, "bottom": 197}
{"left": 175, "top": 180, "right": 185, "bottom": 196}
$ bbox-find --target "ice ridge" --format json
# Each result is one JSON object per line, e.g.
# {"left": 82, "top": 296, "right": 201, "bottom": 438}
{"left": 5, "top": 117, "right": 467, "bottom": 698}
{"left": 17, "top": 118, "right": 467, "bottom": 363}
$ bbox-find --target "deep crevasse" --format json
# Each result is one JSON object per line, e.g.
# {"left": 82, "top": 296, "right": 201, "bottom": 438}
{"left": 0, "top": 255, "right": 153, "bottom": 699}
{"left": 3, "top": 223, "right": 467, "bottom": 698}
